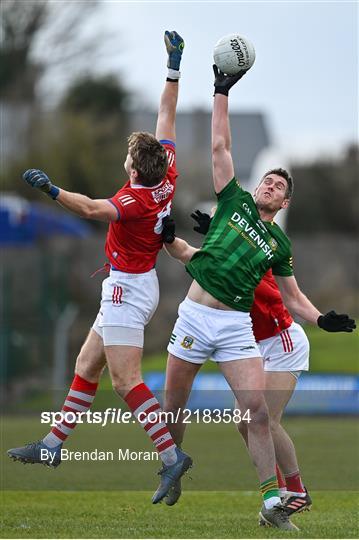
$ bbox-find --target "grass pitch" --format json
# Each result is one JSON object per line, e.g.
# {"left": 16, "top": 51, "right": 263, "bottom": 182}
{"left": 2, "top": 327, "right": 358, "bottom": 538}
{"left": 1, "top": 416, "right": 359, "bottom": 538}
{"left": 1, "top": 490, "right": 358, "bottom": 538}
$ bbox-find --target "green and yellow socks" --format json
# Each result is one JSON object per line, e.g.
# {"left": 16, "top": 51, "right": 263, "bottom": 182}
{"left": 260, "top": 475, "right": 281, "bottom": 509}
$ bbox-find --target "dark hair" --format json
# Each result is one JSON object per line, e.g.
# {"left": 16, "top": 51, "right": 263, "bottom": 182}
{"left": 262, "top": 168, "right": 294, "bottom": 199}
{"left": 128, "top": 132, "right": 168, "bottom": 187}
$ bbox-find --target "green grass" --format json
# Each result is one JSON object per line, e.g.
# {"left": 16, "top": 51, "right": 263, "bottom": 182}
{"left": 2, "top": 417, "right": 358, "bottom": 492}
{"left": 1, "top": 490, "right": 358, "bottom": 538}
{"left": 1, "top": 417, "right": 359, "bottom": 537}
{"left": 142, "top": 325, "right": 359, "bottom": 374}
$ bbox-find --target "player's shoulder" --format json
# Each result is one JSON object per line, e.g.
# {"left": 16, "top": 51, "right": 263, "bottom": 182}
{"left": 110, "top": 183, "right": 151, "bottom": 218}
{"left": 270, "top": 221, "right": 291, "bottom": 243}
{"left": 159, "top": 139, "right": 176, "bottom": 151}
{"left": 160, "top": 140, "right": 177, "bottom": 177}
{"left": 268, "top": 223, "right": 292, "bottom": 259}
{"left": 217, "top": 176, "right": 248, "bottom": 200}
{"left": 115, "top": 184, "right": 142, "bottom": 203}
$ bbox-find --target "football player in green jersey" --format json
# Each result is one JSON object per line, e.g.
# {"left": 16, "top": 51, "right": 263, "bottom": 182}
{"left": 160, "top": 65, "right": 355, "bottom": 530}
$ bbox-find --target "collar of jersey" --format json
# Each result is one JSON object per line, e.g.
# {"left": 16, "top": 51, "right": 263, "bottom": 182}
{"left": 130, "top": 179, "right": 164, "bottom": 190}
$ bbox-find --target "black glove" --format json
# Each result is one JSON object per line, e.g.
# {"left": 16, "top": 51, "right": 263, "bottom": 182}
{"left": 161, "top": 216, "right": 176, "bottom": 244}
{"left": 213, "top": 64, "right": 247, "bottom": 96}
{"left": 317, "top": 310, "right": 356, "bottom": 333}
{"left": 190, "top": 210, "right": 212, "bottom": 235}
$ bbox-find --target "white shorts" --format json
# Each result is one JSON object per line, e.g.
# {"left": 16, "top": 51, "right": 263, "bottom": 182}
{"left": 92, "top": 268, "right": 159, "bottom": 347}
{"left": 167, "top": 297, "right": 260, "bottom": 364}
{"left": 259, "top": 322, "right": 310, "bottom": 374}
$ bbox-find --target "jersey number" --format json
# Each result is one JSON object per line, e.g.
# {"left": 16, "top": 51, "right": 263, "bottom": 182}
{"left": 154, "top": 201, "right": 172, "bottom": 235}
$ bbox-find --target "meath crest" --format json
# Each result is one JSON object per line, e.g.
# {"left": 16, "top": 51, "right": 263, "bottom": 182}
{"left": 181, "top": 336, "right": 194, "bottom": 349}
{"left": 269, "top": 237, "right": 278, "bottom": 251}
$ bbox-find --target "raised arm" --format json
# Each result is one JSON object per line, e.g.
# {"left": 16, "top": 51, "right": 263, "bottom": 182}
{"left": 155, "top": 31, "right": 184, "bottom": 142}
{"left": 275, "top": 275, "right": 356, "bottom": 332}
{"left": 164, "top": 237, "right": 199, "bottom": 264}
{"left": 211, "top": 66, "right": 247, "bottom": 193}
{"left": 22, "top": 169, "right": 118, "bottom": 222}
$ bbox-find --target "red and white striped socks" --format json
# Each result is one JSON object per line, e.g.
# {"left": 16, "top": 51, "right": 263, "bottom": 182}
{"left": 43, "top": 378, "right": 177, "bottom": 466}
{"left": 124, "top": 382, "right": 177, "bottom": 465}
{"left": 43, "top": 374, "right": 98, "bottom": 448}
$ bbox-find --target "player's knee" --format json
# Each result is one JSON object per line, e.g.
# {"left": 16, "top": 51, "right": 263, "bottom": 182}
{"left": 248, "top": 401, "right": 269, "bottom": 428}
{"left": 111, "top": 377, "right": 128, "bottom": 398}
{"left": 269, "top": 416, "right": 281, "bottom": 434}
{"left": 111, "top": 374, "right": 142, "bottom": 398}
{"left": 75, "top": 353, "right": 102, "bottom": 383}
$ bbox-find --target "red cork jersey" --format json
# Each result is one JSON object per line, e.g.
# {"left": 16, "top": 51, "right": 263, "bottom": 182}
{"left": 251, "top": 269, "right": 293, "bottom": 341}
{"left": 105, "top": 141, "right": 177, "bottom": 273}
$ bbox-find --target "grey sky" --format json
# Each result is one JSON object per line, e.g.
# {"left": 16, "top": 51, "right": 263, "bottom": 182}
{"left": 41, "top": 1, "right": 358, "bottom": 162}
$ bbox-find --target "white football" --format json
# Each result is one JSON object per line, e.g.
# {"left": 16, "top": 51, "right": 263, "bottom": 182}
{"left": 213, "top": 34, "right": 256, "bottom": 75}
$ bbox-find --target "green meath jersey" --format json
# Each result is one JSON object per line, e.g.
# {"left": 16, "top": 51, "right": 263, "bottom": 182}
{"left": 186, "top": 177, "right": 293, "bottom": 312}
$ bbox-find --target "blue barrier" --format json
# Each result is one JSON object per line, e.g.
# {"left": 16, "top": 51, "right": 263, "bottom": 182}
{"left": 144, "top": 372, "right": 359, "bottom": 415}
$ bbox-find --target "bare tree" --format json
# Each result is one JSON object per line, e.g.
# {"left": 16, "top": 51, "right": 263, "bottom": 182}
{"left": 0, "top": 0, "right": 47, "bottom": 101}
{"left": 0, "top": 0, "right": 114, "bottom": 105}
{"left": 1, "top": 0, "right": 122, "bottom": 164}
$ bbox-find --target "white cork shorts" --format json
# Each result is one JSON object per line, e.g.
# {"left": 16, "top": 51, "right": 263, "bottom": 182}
{"left": 92, "top": 268, "right": 159, "bottom": 347}
{"left": 260, "top": 322, "right": 310, "bottom": 375}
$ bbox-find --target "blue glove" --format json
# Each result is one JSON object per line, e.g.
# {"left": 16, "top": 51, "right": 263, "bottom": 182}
{"left": 164, "top": 30, "right": 184, "bottom": 72}
{"left": 22, "top": 169, "right": 59, "bottom": 199}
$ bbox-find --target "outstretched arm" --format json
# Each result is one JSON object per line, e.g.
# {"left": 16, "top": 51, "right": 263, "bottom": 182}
{"left": 275, "top": 275, "right": 321, "bottom": 324}
{"left": 22, "top": 169, "right": 118, "bottom": 222}
{"left": 275, "top": 275, "right": 356, "bottom": 332}
{"left": 212, "top": 65, "right": 247, "bottom": 193}
{"left": 164, "top": 238, "right": 199, "bottom": 264}
{"left": 55, "top": 190, "right": 117, "bottom": 222}
{"left": 155, "top": 31, "right": 184, "bottom": 142}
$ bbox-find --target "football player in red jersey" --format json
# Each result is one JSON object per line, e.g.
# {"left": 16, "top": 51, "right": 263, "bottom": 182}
{"left": 8, "top": 31, "right": 193, "bottom": 504}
